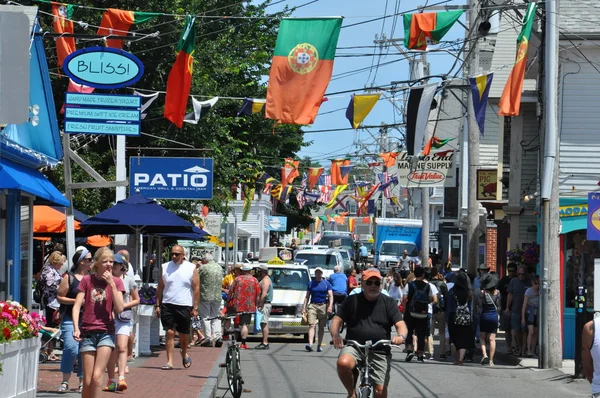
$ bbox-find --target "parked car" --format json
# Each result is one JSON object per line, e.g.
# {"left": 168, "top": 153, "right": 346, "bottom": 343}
{"left": 294, "top": 248, "right": 344, "bottom": 278}
{"left": 317, "top": 234, "right": 355, "bottom": 258}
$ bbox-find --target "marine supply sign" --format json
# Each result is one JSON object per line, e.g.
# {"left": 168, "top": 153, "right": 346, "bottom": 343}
{"left": 130, "top": 157, "right": 213, "bottom": 200}
{"left": 396, "top": 151, "right": 456, "bottom": 188}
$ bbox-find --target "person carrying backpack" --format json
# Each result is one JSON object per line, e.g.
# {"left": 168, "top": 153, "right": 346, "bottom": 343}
{"left": 446, "top": 271, "right": 473, "bottom": 365}
{"left": 428, "top": 267, "right": 449, "bottom": 360}
{"left": 403, "top": 267, "right": 438, "bottom": 362}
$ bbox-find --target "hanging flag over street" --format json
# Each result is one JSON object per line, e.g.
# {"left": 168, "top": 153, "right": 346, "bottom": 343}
{"left": 403, "top": 11, "right": 465, "bottom": 50}
{"left": 237, "top": 98, "right": 266, "bottom": 116}
{"left": 133, "top": 91, "right": 160, "bottom": 119}
{"left": 498, "top": 2, "right": 537, "bottom": 116}
{"left": 308, "top": 167, "right": 324, "bottom": 190}
{"left": 52, "top": 4, "right": 76, "bottom": 66}
{"left": 423, "top": 136, "right": 455, "bottom": 156}
{"left": 97, "top": 8, "right": 158, "bottom": 49}
{"left": 183, "top": 97, "right": 219, "bottom": 124}
{"left": 164, "top": 15, "right": 196, "bottom": 128}
{"left": 266, "top": 17, "right": 343, "bottom": 124}
{"left": 405, "top": 84, "right": 438, "bottom": 156}
{"left": 345, "top": 93, "right": 381, "bottom": 129}
{"left": 470, "top": 72, "right": 494, "bottom": 134}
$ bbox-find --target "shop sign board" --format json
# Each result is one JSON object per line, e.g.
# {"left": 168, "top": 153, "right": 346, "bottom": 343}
{"left": 476, "top": 169, "right": 498, "bottom": 200}
{"left": 396, "top": 151, "right": 456, "bottom": 188}
{"left": 588, "top": 192, "right": 600, "bottom": 241}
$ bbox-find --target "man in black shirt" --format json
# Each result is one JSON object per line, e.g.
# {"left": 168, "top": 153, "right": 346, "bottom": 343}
{"left": 497, "top": 262, "right": 517, "bottom": 353}
{"left": 331, "top": 268, "right": 407, "bottom": 398}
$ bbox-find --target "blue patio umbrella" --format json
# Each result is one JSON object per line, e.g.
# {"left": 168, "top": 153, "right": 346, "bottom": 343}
{"left": 80, "top": 194, "right": 196, "bottom": 236}
{"left": 158, "top": 225, "right": 209, "bottom": 241}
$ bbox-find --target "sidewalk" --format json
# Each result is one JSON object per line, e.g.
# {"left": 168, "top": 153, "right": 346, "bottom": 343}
{"left": 36, "top": 344, "right": 224, "bottom": 397}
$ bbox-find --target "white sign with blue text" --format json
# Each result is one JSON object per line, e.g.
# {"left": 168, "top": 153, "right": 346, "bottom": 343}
{"left": 130, "top": 157, "right": 213, "bottom": 200}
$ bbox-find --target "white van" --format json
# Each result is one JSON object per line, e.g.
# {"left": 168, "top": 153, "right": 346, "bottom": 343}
{"left": 294, "top": 248, "right": 344, "bottom": 278}
{"left": 249, "top": 261, "right": 310, "bottom": 336}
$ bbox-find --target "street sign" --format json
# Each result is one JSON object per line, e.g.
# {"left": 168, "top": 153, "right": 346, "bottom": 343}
{"left": 65, "top": 93, "right": 141, "bottom": 108}
{"left": 267, "top": 216, "right": 287, "bottom": 232}
{"left": 65, "top": 121, "right": 140, "bottom": 136}
{"left": 130, "top": 157, "right": 214, "bottom": 200}
{"left": 65, "top": 107, "right": 141, "bottom": 122}
{"left": 63, "top": 46, "right": 144, "bottom": 89}
{"left": 588, "top": 192, "right": 600, "bottom": 241}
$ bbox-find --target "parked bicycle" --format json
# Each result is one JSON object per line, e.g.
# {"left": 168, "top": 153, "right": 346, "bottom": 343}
{"left": 345, "top": 339, "right": 398, "bottom": 398}
{"left": 196, "top": 311, "right": 253, "bottom": 398}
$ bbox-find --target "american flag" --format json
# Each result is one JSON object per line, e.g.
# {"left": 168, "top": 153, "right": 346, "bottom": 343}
{"left": 379, "top": 172, "right": 391, "bottom": 198}
{"left": 318, "top": 185, "right": 332, "bottom": 203}
{"left": 296, "top": 189, "right": 306, "bottom": 209}
{"left": 301, "top": 172, "right": 307, "bottom": 189}
{"left": 318, "top": 174, "right": 332, "bottom": 186}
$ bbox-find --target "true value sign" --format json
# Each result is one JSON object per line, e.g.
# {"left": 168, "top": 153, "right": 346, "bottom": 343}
{"left": 130, "top": 157, "right": 213, "bottom": 200}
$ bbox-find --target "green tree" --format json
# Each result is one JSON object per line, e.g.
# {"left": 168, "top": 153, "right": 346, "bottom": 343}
{"left": 35, "top": 0, "right": 305, "bottom": 218}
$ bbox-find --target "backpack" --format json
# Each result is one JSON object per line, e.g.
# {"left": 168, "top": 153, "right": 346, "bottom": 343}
{"left": 409, "top": 282, "right": 430, "bottom": 319}
{"left": 430, "top": 280, "right": 447, "bottom": 313}
{"left": 33, "top": 278, "right": 44, "bottom": 304}
{"left": 453, "top": 293, "right": 471, "bottom": 326}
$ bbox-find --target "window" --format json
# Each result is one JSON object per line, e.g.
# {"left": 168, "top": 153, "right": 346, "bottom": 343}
{"left": 380, "top": 242, "right": 418, "bottom": 257}
{"left": 270, "top": 268, "right": 310, "bottom": 290}
{"left": 238, "top": 238, "right": 248, "bottom": 251}
{"left": 250, "top": 238, "right": 259, "bottom": 253}
{"left": 294, "top": 253, "right": 339, "bottom": 270}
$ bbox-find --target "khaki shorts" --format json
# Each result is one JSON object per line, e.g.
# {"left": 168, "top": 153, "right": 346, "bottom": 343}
{"left": 307, "top": 303, "right": 327, "bottom": 326}
{"left": 339, "top": 346, "right": 391, "bottom": 387}
{"left": 260, "top": 304, "right": 271, "bottom": 324}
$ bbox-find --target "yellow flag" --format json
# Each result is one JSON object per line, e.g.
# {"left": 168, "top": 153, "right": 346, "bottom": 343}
{"left": 346, "top": 93, "right": 381, "bottom": 129}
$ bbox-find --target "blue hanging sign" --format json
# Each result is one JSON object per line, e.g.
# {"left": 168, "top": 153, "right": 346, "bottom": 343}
{"left": 65, "top": 107, "right": 141, "bottom": 122}
{"left": 63, "top": 47, "right": 144, "bottom": 89}
{"left": 588, "top": 192, "right": 600, "bottom": 241}
{"left": 65, "top": 93, "right": 141, "bottom": 108}
{"left": 65, "top": 121, "right": 140, "bottom": 136}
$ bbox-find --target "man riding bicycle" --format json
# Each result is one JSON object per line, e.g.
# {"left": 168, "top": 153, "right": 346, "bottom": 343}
{"left": 330, "top": 268, "right": 407, "bottom": 398}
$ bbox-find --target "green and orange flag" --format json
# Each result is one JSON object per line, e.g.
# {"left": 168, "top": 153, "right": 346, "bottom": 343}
{"left": 97, "top": 9, "right": 158, "bottom": 49}
{"left": 52, "top": 3, "right": 76, "bottom": 66}
{"left": 403, "top": 11, "right": 464, "bottom": 50}
{"left": 498, "top": 2, "right": 537, "bottom": 116}
{"left": 266, "top": 17, "right": 343, "bottom": 125}
{"left": 164, "top": 15, "right": 196, "bottom": 128}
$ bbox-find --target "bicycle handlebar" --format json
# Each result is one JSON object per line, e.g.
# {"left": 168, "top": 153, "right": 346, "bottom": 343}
{"left": 344, "top": 339, "right": 398, "bottom": 349}
{"left": 195, "top": 311, "right": 254, "bottom": 322}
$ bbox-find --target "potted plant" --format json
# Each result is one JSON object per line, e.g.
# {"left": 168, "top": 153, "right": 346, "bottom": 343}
{"left": 136, "top": 284, "right": 159, "bottom": 356}
{"left": 138, "top": 284, "right": 157, "bottom": 316}
{"left": 0, "top": 301, "right": 45, "bottom": 398}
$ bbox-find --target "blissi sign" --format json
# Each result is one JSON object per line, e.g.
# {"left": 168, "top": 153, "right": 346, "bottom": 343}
{"left": 63, "top": 47, "right": 144, "bottom": 89}
{"left": 130, "top": 157, "right": 214, "bottom": 200}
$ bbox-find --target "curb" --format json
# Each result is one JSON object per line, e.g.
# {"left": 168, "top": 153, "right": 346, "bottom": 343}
{"left": 494, "top": 351, "right": 522, "bottom": 367}
{"left": 198, "top": 345, "right": 228, "bottom": 398}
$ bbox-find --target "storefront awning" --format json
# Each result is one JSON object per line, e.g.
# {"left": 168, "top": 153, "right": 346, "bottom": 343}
{"left": 561, "top": 216, "right": 587, "bottom": 235}
{"left": 0, "top": 157, "right": 69, "bottom": 206}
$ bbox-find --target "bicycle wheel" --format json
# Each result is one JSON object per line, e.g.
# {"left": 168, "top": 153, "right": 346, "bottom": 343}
{"left": 358, "top": 386, "right": 372, "bottom": 398}
{"left": 226, "top": 347, "right": 243, "bottom": 398}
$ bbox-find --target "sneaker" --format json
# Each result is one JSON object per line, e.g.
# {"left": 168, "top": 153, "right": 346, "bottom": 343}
{"left": 405, "top": 352, "right": 414, "bottom": 362}
{"left": 305, "top": 344, "right": 313, "bottom": 352}
{"left": 117, "top": 379, "right": 127, "bottom": 391}
{"left": 489, "top": 361, "right": 495, "bottom": 367}
{"left": 214, "top": 338, "right": 223, "bottom": 348}
{"left": 240, "top": 343, "right": 249, "bottom": 350}
{"left": 254, "top": 343, "right": 270, "bottom": 350}
{"left": 317, "top": 347, "right": 323, "bottom": 353}
{"left": 103, "top": 381, "right": 117, "bottom": 392}
{"left": 417, "top": 355, "right": 425, "bottom": 362}
{"left": 481, "top": 355, "right": 490, "bottom": 365}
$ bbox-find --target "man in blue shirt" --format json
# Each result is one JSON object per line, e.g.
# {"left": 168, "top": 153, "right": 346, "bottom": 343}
{"left": 359, "top": 243, "right": 369, "bottom": 263}
{"left": 302, "top": 267, "right": 333, "bottom": 352}
{"left": 329, "top": 265, "right": 348, "bottom": 300}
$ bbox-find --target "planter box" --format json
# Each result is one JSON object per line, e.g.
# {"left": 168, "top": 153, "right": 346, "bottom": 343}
{"left": 0, "top": 337, "right": 40, "bottom": 398}
{"left": 136, "top": 310, "right": 160, "bottom": 356}
{"left": 138, "top": 305, "right": 155, "bottom": 317}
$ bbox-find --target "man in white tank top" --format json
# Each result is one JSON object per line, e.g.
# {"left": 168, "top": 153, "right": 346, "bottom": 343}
{"left": 155, "top": 245, "right": 199, "bottom": 370}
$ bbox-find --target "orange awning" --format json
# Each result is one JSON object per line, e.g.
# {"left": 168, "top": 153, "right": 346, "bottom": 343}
{"left": 34, "top": 205, "right": 81, "bottom": 234}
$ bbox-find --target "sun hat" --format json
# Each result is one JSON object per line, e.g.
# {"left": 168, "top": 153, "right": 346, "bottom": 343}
{"left": 241, "top": 264, "right": 253, "bottom": 271}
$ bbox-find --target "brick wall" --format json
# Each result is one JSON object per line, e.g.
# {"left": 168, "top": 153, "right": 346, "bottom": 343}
{"left": 486, "top": 223, "right": 498, "bottom": 272}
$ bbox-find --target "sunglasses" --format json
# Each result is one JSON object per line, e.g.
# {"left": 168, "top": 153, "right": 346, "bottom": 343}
{"left": 365, "top": 280, "right": 381, "bottom": 287}
{"left": 171, "top": 252, "right": 183, "bottom": 257}
{"left": 517, "top": 273, "right": 526, "bottom": 276}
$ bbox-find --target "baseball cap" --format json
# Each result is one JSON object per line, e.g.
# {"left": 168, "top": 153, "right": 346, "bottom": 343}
{"left": 362, "top": 268, "right": 382, "bottom": 280}
{"left": 314, "top": 267, "right": 324, "bottom": 274}
{"left": 114, "top": 254, "right": 125, "bottom": 264}
{"left": 258, "top": 264, "right": 268, "bottom": 271}
{"left": 241, "top": 264, "right": 253, "bottom": 271}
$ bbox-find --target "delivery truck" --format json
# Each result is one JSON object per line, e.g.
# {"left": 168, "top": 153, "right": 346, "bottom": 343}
{"left": 374, "top": 218, "right": 422, "bottom": 273}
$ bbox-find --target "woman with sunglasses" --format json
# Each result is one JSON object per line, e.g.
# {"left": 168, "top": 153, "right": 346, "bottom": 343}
{"left": 521, "top": 275, "right": 540, "bottom": 358}
{"left": 56, "top": 248, "right": 92, "bottom": 393}
{"left": 104, "top": 254, "right": 140, "bottom": 392}
{"left": 72, "top": 247, "right": 125, "bottom": 398}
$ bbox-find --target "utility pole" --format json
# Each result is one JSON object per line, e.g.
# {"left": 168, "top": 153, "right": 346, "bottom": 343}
{"left": 379, "top": 125, "right": 388, "bottom": 218}
{"left": 540, "top": 0, "right": 562, "bottom": 369}
{"left": 466, "top": 0, "right": 481, "bottom": 275}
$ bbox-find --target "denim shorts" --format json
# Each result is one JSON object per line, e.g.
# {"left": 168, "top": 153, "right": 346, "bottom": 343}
{"left": 80, "top": 331, "right": 115, "bottom": 352}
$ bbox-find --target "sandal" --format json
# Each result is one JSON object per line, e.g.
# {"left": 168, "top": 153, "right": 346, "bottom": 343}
{"left": 78, "top": 383, "right": 83, "bottom": 393}
{"left": 182, "top": 353, "right": 192, "bottom": 369}
{"left": 57, "top": 381, "right": 68, "bottom": 393}
{"left": 161, "top": 364, "right": 174, "bottom": 370}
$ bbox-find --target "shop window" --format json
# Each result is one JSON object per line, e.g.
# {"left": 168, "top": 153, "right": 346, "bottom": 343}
{"left": 20, "top": 197, "right": 31, "bottom": 308}
{"left": 565, "top": 231, "right": 599, "bottom": 308}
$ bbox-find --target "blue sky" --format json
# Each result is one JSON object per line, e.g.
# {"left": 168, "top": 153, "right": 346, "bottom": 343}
{"left": 269, "top": 0, "right": 467, "bottom": 165}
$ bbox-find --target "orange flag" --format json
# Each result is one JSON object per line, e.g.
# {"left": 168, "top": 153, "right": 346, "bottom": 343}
{"left": 379, "top": 152, "right": 399, "bottom": 168}
{"left": 52, "top": 4, "right": 76, "bottom": 67}
{"left": 308, "top": 167, "right": 324, "bottom": 191}
{"left": 281, "top": 158, "right": 300, "bottom": 188}
{"left": 97, "top": 9, "right": 157, "bottom": 49}
{"left": 331, "top": 159, "right": 351, "bottom": 185}
{"left": 498, "top": 3, "right": 537, "bottom": 116}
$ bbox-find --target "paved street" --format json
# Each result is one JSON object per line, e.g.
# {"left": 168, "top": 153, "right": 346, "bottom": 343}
{"left": 216, "top": 337, "right": 590, "bottom": 398}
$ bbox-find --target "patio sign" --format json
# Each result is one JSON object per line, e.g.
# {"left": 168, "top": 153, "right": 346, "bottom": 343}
{"left": 130, "top": 157, "right": 213, "bottom": 200}
{"left": 63, "top": 47, "right": 144, "bottom": 89}
{"left": 588, "top": 192, "right": 600, "bottom": 241}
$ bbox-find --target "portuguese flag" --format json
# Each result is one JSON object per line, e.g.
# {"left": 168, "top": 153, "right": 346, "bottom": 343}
{"left": 266, "top": 18, "right": 343, "bottom": 125}
{"left": 403, "top": 11, "right": 464, "bottom": 50}
{"left": 97, "top": 9, "right": 157, "bottom": 49}
{"left": 164, "top": 15, "right": 196, "bottom": 128}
